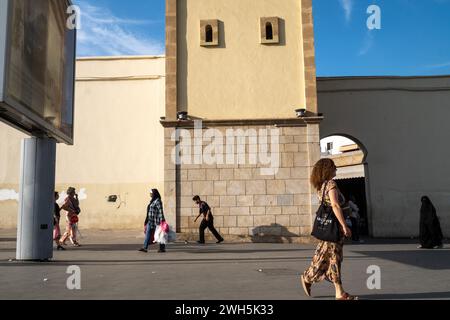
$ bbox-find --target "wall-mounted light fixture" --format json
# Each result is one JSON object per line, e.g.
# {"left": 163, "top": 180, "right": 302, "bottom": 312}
{"left": 295, "top": 108, "right": 307, "bottom": 118}
{"left": 108, "top": 195, "right": 118, "bottom": 203}
{"left": 177, "top": 111, "right": 188, "bottom": 121}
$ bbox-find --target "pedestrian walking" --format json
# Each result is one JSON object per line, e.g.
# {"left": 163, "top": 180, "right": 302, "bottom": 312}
{"left": 193, "top": 196, "right": 224, "bottom": 244}
{"left": 418, "top": 196, "right": 444, "bottom": 249}
{"left": 348, "top": 196, "right": 362, "bottom": 243}
{"left": 59, "top": 187, "right": 81, "bottom": 247}
{"left": 139, "top": 189, "right": 166, "bottom": 253}
{"left": 300, "top": 159, "right": 358, "bottom": 300}
{"left": 53, "top": 192, "right": 65, "bottom": 251}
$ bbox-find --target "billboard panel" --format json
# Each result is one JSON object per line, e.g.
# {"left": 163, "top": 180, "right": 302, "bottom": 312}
{"left": 0, "top": 0, "right": 76, "bottom": 145}
{"left": 0, "top": 0, "right": 7, "bottom": 101}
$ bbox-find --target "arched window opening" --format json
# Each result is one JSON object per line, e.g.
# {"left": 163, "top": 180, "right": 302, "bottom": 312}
{"left": 265, "top": 22, "right": 273, "bottom": 40}
{"left": 205, "top": 25, "right": 213, "bottom": 43}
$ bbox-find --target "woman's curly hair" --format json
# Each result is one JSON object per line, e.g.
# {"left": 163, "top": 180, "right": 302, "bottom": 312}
{"left": 310, "top": 158, "right": 337, "bottom": 191}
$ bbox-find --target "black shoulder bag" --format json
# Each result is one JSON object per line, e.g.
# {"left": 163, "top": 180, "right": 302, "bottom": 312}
{"left": 311, "top": 181, "right": 342, "bottom": 243}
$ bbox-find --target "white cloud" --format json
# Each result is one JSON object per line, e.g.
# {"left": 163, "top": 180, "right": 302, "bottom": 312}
{"left": 339, "top": 0, "right": 353, "bottom": 22}
{"left": 424, "top": 61, "right": 450, "bottom": 69}
{"left": 75, "top": 1, "right": 164, "bottom": 57}
{"left": 358, "top": 31, "right": 375, "bottom": 56}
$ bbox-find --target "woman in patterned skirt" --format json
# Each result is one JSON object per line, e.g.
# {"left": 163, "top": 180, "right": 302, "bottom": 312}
{"left": 300, "top": 158, "right": 358, "bottom": 300}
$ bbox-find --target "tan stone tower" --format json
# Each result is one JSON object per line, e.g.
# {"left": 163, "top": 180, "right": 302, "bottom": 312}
{"left": 162, "top": 0, "right": 321, "bottom": 242}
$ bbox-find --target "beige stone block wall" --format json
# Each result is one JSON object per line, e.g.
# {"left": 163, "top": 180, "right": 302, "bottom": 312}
{"left": 163, "top": 124, "right": 320, "bottom": 241}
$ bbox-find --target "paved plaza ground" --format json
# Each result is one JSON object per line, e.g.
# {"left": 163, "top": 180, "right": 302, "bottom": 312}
{"left": 0, "top": 229, "right": 449, "bottom": 300}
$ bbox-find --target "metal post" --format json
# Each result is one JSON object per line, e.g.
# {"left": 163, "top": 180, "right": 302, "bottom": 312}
{"left": 16, "top": 137, "right": 56, "bottom": 261}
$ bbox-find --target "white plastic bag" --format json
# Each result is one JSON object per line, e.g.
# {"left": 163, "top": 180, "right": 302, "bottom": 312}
{"left": 153, "top": 225, "right": 168, "bottom": 245}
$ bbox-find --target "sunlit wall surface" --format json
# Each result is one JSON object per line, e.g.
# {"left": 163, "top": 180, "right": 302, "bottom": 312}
{"left": 4, "top": 0, "right": 75, "bottom": 143}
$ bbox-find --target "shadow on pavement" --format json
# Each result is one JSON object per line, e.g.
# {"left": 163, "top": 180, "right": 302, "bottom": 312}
{"left": 71, "top": 243, "right": 309, "bottom": 254}
{"left": 251, "top": 224, "right": 299, "bottom": 243}
{"left": 354, "top": 249, "right": 450, "bottom": 270}
{"left": 358, "top": 291, "right": 450, "bottom": 300}
{"left": 0, "top": 255, "right": 314, "bottom": 267}
{"left": 1, "top": 242, "right": 311, "bottom": 254}
{"left": 351, "top": 238, "right": 441, "bottom": 245}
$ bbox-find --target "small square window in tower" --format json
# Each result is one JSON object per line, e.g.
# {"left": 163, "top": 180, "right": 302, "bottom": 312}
{"left": 260, "top": 17, "right": 280, "bottom": 44}
{"left": 200, "top": 20, "right": 219, "bottom": 46}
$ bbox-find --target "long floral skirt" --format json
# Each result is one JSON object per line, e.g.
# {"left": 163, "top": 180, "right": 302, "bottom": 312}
{"left": 303, "top": 238, "right": 344, "bottom": 285}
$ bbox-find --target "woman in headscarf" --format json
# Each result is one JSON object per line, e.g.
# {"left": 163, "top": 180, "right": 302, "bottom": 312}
{"left": 419, "top": 196, "right": 444, "bottom": 249}
{"left": 139, "top": 189, "right": 166, "bottom": 253}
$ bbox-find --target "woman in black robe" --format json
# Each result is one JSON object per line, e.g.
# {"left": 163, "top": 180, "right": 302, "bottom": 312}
{"left": 419, "top": 196, "right": 444, "bottom": 249}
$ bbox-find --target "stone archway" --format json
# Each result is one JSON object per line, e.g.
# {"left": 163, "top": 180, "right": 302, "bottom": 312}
{"left": 320, "top": 134, "right": 372, "bottom": 237}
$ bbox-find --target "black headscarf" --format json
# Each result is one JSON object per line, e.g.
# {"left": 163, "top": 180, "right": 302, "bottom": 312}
{"left": 150, "top": 189, "right": 162, "bottom": 205}
{"left": 420, "top": 196, "right": 435, "bottom": 223}
{"left": 420, "top": 196, "right": 443, "bottom": 248}
{"left": 144, "top": 189, "right": 162, "bottom": 226}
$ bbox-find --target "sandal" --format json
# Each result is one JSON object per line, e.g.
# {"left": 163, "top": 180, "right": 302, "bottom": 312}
{"left": 300, "top": 275, "right": 312, "bottom": 297}
{"left": 336, "top": 293, "right": 358, "bottom": 300}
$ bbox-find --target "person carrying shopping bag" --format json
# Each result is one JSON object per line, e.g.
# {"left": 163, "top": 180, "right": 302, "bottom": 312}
{"left": 300, "top": 159, "right": 358, "bottom": 300}
{"left": 139, "top": 189, "right": 166, "bottom": 253}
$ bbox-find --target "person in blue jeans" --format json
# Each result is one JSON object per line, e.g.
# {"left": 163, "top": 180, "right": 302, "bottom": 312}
{"left": 139, "top": 189, "right": 166, "bottom": 253}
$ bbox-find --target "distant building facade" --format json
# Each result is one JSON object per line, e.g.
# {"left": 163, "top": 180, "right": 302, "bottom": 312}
{"left": 162, "top": 0, "right": 321, "bottom": 241}
{"left": 318, "top": 76, "right": 450, "bottom": 238}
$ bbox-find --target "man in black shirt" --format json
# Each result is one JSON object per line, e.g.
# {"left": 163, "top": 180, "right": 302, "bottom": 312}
{"left": 193, "top": 195, "right": 224, "bottom": 244}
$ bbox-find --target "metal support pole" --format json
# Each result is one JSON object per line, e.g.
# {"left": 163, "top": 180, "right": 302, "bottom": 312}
{"left": 16, "top": 137, "right": 56, "bottom": 261}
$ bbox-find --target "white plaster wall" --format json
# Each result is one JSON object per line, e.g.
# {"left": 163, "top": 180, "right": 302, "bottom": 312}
{"left": 0, "top": 56, "right": 166, "bottom": 229}
{"left": 318, "top": 76, "right": 450, "bottom": 237}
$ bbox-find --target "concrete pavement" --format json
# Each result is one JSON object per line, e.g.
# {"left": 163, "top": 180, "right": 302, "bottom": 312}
{"left": 1, "top": 229, "right": 449, "bottom": 300}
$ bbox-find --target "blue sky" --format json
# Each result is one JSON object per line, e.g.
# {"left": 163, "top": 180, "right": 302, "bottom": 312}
{"left": 313, "top": 0, "right": 450, "bottom": 76}
{"left": 74, "top": 0, "right": 450, "bottom": 76}
{"left": 74, "top": 0, "right": 165, "bottom": 56}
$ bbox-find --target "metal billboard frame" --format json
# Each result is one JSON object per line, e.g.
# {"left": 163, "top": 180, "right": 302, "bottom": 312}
{"left": 0, "top": 0, "right": 8, "bottom": 103}
{"left": 0, "top": 0, "right": 76, "bottom": 145}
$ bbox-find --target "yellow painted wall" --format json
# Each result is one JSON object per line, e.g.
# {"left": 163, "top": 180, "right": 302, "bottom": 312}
{"left": 177, "top": 0, "right": 306, "bottom": 120}
{"left": 0, "top": 56, "right": 166, "bottom": 230}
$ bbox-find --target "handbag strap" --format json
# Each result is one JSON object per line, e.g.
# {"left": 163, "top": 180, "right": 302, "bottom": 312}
{"left": 320, "top": 181, "right": 329, "bottom": 206}
{"left": 320, "top": 180, "right": 335, "bottom": 221}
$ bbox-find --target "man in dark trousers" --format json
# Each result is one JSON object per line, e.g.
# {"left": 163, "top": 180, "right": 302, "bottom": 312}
{"left": 193, "top": 195, "right": 224, "bottom": 244}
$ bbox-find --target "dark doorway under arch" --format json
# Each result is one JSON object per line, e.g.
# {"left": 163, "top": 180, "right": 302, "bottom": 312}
{"left": 320, "top": 134, "right": 371, "bottom": 237}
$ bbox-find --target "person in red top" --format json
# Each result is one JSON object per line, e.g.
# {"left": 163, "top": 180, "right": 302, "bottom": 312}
{"left": 193, "top": 196, "right": 224, "bottom": 244}
{"left": 59, "top": 187, "right": 81, "bottom": 247}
